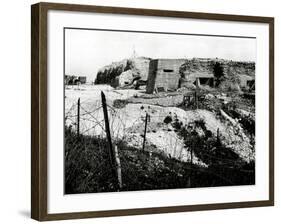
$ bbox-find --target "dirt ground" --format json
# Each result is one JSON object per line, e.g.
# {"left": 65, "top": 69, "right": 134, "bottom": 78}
{"left": 65, "top": 84, "right": 255, "bottom": 168}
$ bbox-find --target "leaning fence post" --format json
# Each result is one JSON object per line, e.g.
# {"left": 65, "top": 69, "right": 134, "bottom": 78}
{"left": 195, "top": 78, "right": 200, "bottom": 109}
{"left": 77, "top": 98, "right": 80, "bottom": 136}
{"left": 101, "top": 91, "right": 115, "bottom": 168}
{"left": 142, "top": 112, "right": 149, "bottom": 151}
{"left": 114, "top": 145, "right": 122, "bottom": 190}
{"left": 217, "top": 128, "right": 220, "bottom": 146}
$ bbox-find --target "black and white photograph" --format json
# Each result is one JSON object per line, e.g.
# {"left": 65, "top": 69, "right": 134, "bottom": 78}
{"left": 64, "top": 28, "right": 256, "bottom": 194}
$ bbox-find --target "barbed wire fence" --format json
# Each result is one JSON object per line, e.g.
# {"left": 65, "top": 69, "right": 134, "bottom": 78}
{"left": 65, "top": 90, "right": 254, "bottom": 192}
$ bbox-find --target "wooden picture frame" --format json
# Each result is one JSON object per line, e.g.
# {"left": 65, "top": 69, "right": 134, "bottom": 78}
{"left": 31, "top": 2, "right": 274, "bottom": 221}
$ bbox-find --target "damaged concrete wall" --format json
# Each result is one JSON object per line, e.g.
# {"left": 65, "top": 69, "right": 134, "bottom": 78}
{"left": 146, "top": 59, "right": 185, "bottom": 93}
{"left": 180, "top": 58, "right": 255, "bottom": 79}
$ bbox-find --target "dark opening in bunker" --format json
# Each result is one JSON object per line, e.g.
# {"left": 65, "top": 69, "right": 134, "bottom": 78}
{"left": 193, "top": 78, "right": 214, "bottom": 87}
{"left": 163, "top": 69, "right": 174, "bottom": 72}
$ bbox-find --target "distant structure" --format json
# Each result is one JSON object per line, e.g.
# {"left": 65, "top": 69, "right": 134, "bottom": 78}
{"left": 78, "top": 76, "right": 87, "bottom": 84}
{"left": 65, "top": 75, "right": 87, "bottom": 85}
{"left": 146, "top": 59, "right": 185, "bottom": 93}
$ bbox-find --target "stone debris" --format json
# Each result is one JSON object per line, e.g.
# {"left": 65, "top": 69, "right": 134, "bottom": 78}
{"left": 65, "top": 85, "right": 255, "bottom": 167}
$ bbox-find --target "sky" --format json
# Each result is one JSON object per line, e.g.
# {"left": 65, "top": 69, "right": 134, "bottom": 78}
{"left": 65, "top": 28, "right": 256, "bottom": 81}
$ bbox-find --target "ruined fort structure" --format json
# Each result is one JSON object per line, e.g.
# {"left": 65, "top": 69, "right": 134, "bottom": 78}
{"left": 180, "top": 71, "right": 214, "bottom": 88}
{"left": 146, "top": 58, "right": 217, "bottom": 93}
{"left": 95, "top": 57, "right": 151, "bottom": 87}
{"left": 95, "top": 57, "right": 255, "bottom": 92}
{"left": 180, "top": 58, "right": 255, "bottom": 90}
{"left": 146, "top": 59, "right": 186, "bottom": 93}
{"left": 117, "top": 57, "right": 151, "bottom": 86}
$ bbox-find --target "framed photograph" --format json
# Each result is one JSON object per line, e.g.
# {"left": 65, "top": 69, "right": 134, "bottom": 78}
{"left": 31, "top": 2, "right": 274, "bottom": 221}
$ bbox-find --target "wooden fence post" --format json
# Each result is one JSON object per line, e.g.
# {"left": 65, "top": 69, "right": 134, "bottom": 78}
{"left": 142, "top": 113, "right": 149, "bottom": 151}
{"left": 101, "top": 91, "right": 115, "bottom": 168}
{"left": 188, "top": 133, "right": 196, "bottom": 188}
{"left": 217, "top": 128, "right": 220, "bottom": 146}
{"left": 101, "top": 91, "right": 123, "bottom": 190}
{"left": 194, "top": 91, "right": 198, "bottom": 109}
{"left": 195, "top": 78, "right": 200, "bottom": 109}
{"left": 114, "top": 145, "right": 122, "bottom": 190}
{"left": 188, "top": 142, "right": 193, "bottom": 188}
{"left": 196, "top": 77, "right": 200, "bottom": 88}
{"left": 191, "top": 143, "right": 193, "bottom": 167}
{"left": 77, "top": 98, "right": 80, "bottom": 136}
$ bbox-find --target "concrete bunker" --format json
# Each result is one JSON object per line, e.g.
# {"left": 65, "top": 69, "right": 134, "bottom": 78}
{"left": 180, "top": 71, "right": 214, "bottom": 89}
{"left": 146, "top": 59, "right": 185, "bottom": 93}
{"left": 189, "top": 72, "right": 214, "bottom": 87}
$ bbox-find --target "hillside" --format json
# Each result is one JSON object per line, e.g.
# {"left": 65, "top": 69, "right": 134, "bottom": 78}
{"left": 180, "top": 58, "right": 255, "bottom": 91}
{"left": 179, "top": 58, "right": 255, "bottom": 77}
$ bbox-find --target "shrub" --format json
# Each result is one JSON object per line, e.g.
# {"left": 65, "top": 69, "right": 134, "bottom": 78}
{"left": 213, "top": 62, "right": 225, "bottom": 87}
